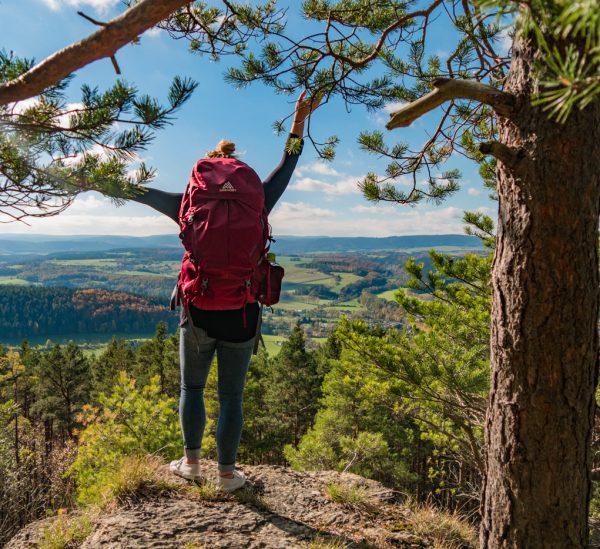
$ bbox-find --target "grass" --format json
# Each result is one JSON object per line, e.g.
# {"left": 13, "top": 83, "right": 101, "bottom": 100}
{"left": 0, "top": 277, "right": 29, "bottom": 285}
{"left": 401, "top": 502, "right": 478, "bottom": 549}
{"left": 324, "top": 298, "right": 364, "bottom": 312}
{"left": 262, "top": 334, "right": 286, "bottom": 356}
{"left": 95, "top": 455, "right": 181, "bottom": 509}
{"left": 330, "top": 272, "right": 362, "bottom": 292}
{"left": 305, "top": 534, "right": 348, "bottom": 549}
{"left": 187, "top": 481, "right": 228, "bottom": 503}
{"left": 376, "top": 289, "right": 401, "bottom": 302}
{"left": 275, "top": 299, "right": 320, "bottom": 311}
{"left": 39, "top": 512, "right": 94, "bottom": 549}
{"left": 324, "top": 482, "right": 378, "bottom": 513}
{"left": 1, "top": 332, "right": 154, "bottom": 347}
{"left": 232, "top": 486, "right": 272, "bottom": 512}
{"left": 181, "top": 541, "right": 205, "bottom": 549}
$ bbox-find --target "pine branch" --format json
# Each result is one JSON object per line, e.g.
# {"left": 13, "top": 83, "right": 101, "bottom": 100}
{"left": 386, "top": 78, "right": 516, "bottom": 130}
{"left": 0, "top": 0, "right": 191, "bottom": 106}
{"left": 479, "top": 140, "right": 523, "bottom": 169}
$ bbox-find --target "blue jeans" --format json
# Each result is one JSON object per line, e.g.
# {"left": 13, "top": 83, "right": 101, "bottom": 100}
{"left": 179, "top": 321, "right": 254, "bottom": 472}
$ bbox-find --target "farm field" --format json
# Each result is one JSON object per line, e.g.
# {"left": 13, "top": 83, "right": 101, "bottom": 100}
{"left": 261, "top": 334, "right": 287, "bottom": 356}
{"left": 0, "top": 277, "right": 29, "bottom": 285}
{"left": 0, "top": 244, "right": 484, "bottom": 349}
{"left": 377, "top": 289, "right": 401, "bottom": 302}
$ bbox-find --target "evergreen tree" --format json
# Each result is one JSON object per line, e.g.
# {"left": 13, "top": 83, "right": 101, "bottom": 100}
{"left": 17, "top": 341, "right": 41, "bottom": 422}
{"left": 290, "top": 213, "right": 492, "bottom": 504}
{"left": 69, "top": 372, "right": 180, "bottom": 505}
{"left": 0, "top": 351, "right": 26, "bottom": 465}
{"left": 238, "top": 346, "right": 282, "bottom": 464}
{"left": 264, "top": 323, "right": 323, "bottom": 459}
{"left": 91, "top": 337, "right": 136, "bottom": 398}
{"left": 285, "top": 337, "right": 416, "bottom": 488}
{"left": 133, "top": 322, "right": 179, "bottom": 398}
{"left": 32, "top": 342, "right": 90, "bottom": 439}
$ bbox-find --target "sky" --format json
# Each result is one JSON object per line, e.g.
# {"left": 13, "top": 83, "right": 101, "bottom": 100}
{"left": 1, "top": 0, "right": 501, "bottom": 237}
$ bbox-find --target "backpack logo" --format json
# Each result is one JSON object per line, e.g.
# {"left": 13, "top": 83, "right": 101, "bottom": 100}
{"left": 220, "top": 181, "right": 237, "bottom": 192}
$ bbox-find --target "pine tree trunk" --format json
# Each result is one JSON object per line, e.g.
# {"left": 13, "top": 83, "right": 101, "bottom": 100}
{"left": 480, "top": 38, "right": 600, "bottom": 547}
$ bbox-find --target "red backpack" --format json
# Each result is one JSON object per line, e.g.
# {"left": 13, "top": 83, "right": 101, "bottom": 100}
{"left": 176, "top": 157, "right": 283, "bottom": 311}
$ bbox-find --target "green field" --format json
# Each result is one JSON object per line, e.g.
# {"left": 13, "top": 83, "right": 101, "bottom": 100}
{"left": 275, "top": 257, "right": 368, "bottom": 297}
{"left": 377, "top": 288, "right": 401, "bottom": 302}
{"left": 261, "top": 334, "right": 286, "bottom": 356}
{"left": 115, "top": 270, "right": 167, "bottom": 277}
{"left": 0, "top": 277, "right": 29, "bottom": 285}
{"left": 49, "top": 258, "right": 119, "bottom": 266}
{"left": 330, "top": 272, "right": 362, "bottom": 292}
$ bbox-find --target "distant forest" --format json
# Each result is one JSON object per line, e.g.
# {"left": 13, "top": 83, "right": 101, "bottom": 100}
{"left": 0, "top": 286, "right": 178, "bottom": 339}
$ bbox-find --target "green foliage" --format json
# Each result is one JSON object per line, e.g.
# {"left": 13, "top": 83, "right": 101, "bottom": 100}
{"left": 31, "top": 342, "right": 91, "bottom": 438}
{"left": 69, "top": 372, "right": 180, "bottom": 505}
{"left": 162, "top": 1, "right": 284, "bottom": 61}
{"left": 133, "top": 322, "right": 180, "bottom": 398}
{"left": 324, "top": 482, "right": 373, "bottom": 511}
{"left": 91, "top": 338, "right": 136, "bottom": 398}
{"left": 477, "top": 0, "right": 600, "bottom": 122}
{"left": 38, "top": 512, "right": 94, "bottom": 549}
{"left": 264, "top": 323, "right": 324, "bottom": 455}
{"left": 0, "top": 286, "right": 177, "bottom": 340}
{"left": 403, "top": 501, "right": 478, "bottom": 549}
{"left": 288, "top": 215, "right": 493, "bottom": 503}
{"left": 215, "top": 0, "right": 511, "bottom": 199}
{"left": 285, "top": 341, "right": 416, "bottom": 487}
{"left": 88, "top": 454, "right": 180, "bottom": 509}
{"left": 0, "top": 49, "right": 196, "bottom": 220}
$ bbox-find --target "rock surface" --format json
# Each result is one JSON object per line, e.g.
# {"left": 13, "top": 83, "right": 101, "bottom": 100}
{"left": 7, "top": 461, "right": 432, "bottom": 548}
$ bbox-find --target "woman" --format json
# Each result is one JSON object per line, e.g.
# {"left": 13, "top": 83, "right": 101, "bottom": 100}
{"left": 129, "top": 91, "right": 319, "bottom": 491}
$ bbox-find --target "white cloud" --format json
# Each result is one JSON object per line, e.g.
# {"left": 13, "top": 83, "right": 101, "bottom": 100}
{"left": 350, "top": 204, "right": 399, "bottom": 215}
{"left": 2, "top": 213, "right": 176, "bottom": 236}
{"left": 8, "top": 97, "right": 40, "bottom": 115}
{"left": 5, "top": 198, "right": 466, "bottom": 238}
{"left": 292, "top": 175, "right": 362, "bottom": 195}
{"left": 269, "top": 201, "right": 336, "bottom": 223}
{"left": 40, "top": 0, "right": 119, "bottom": 14}
{"left": 382, "top": 101, "right": 408, "bottom": 114}
{"left": 62, "top": 194, "right": 112, "bottom": 214}
{"left": 497, "top": 26, "right": 513, "bottom": 56}
{"left": 467, "top": 187, "right": 482, "bottom": 196}
{"left": 269, "top": 203, "right": 465, "bottom": 237}
{"left": 144, "top": 27, "right": 163, "bottom": 38}
{"left": 296, "top": 161, "right": 340, "bottom": 177}
{"left": 372, "top": 100, "right": 409, "bottom": 126}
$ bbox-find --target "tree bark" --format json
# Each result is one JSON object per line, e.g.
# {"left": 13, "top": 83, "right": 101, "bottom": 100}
{"left": 480, "top": 37, "right": 600, "bottom": 547}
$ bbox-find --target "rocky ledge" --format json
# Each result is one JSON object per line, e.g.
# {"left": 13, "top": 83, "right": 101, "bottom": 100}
{"left": 7, "top": 461, "right": 452, "bottom": 548}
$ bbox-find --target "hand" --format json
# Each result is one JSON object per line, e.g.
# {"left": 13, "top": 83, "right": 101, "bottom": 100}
{"left": 291, "top": 90, "right": 322, "bottom": 136}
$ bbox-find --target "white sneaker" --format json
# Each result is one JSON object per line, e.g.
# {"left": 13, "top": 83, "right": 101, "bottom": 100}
{"left": 218, "top": 470, "right": 246, "bottom": 492}
{"left": 169, "top": 457, "right": 202, "bottom": 481}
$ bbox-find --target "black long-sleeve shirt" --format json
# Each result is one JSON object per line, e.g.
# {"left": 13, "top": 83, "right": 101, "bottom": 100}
{"left": 130, "top": 135, "right": 303, "bottom": 341}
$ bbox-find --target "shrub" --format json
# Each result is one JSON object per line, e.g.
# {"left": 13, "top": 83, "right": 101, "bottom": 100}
{"left": 68, "top": 372, "right": 181, "bottom": 504}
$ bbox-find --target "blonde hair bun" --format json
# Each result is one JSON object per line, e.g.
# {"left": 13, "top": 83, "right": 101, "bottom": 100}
{"left": 207, "top": 139, "right": 236, "bottom": 158}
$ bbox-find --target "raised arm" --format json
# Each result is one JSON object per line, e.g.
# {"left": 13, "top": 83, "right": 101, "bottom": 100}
{"left": 130, "top": 188, "right": 182, "bottom": 224}
{"left": 263, "top": 134, "right": 303, "bottom": 213}
{"left": 263, "top": 91, "right": 320, "bottom": 214}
